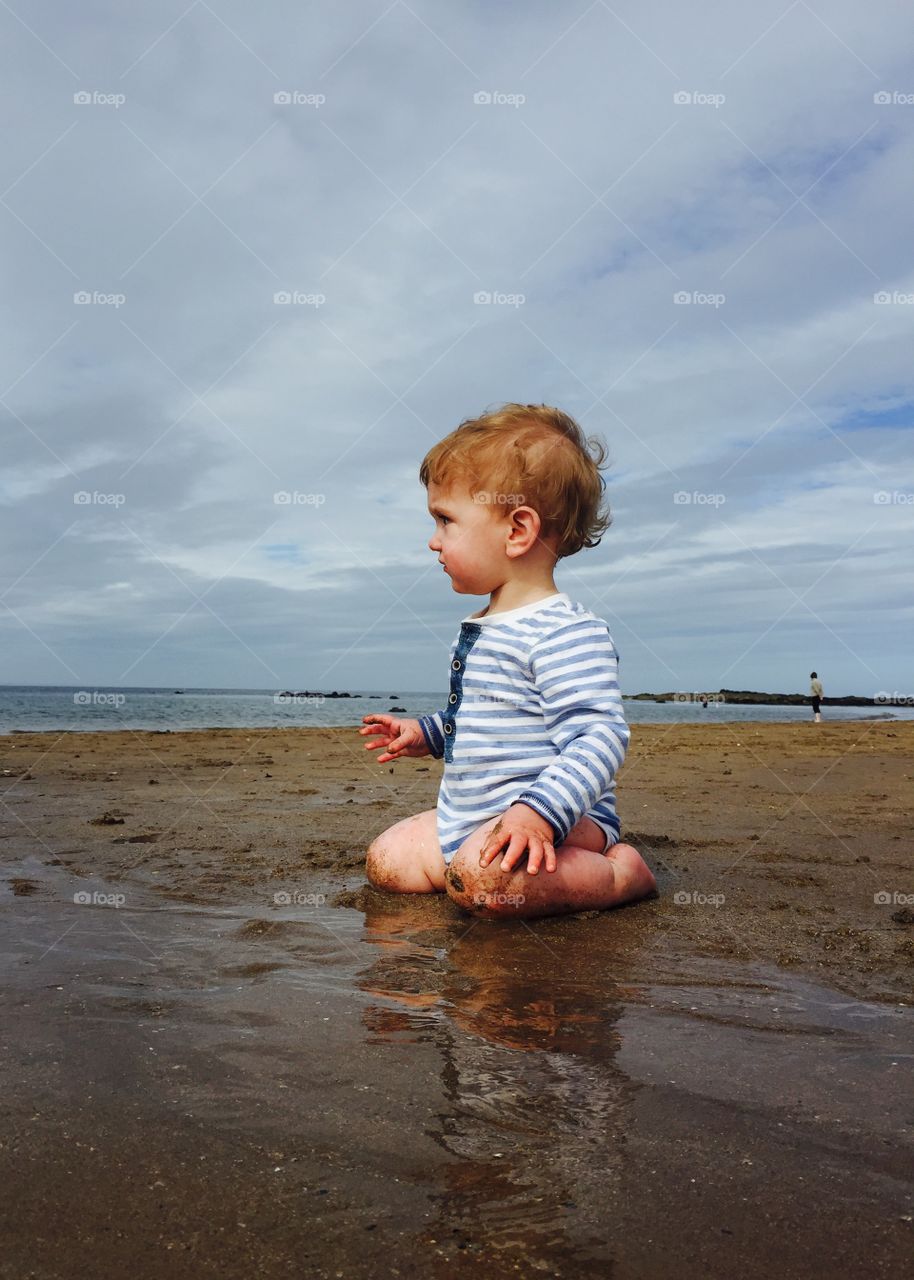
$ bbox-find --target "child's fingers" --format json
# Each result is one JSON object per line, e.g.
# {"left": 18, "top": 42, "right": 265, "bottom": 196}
{"left": 499, "top": 833, "right": 528, "bottom": 873}
{"left": 526, "top": 840, "right": 543, "bottom": 876}
{"left": 543, "top": 842, "right": 556, "bottom": 873}
{"left": 378, "top": 735, "right": 407, "bottom": 762}
{"left": 478, "top": 834, "right": 504, "bottom": 867}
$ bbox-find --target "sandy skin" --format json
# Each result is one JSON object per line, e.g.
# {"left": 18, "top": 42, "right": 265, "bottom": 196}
{"left": 365, "top": 805, "right": 658, "bottom": 919}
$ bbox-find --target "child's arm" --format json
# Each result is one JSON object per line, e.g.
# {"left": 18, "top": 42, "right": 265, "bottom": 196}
{"left": 513, "top": 619, "right": 630, "bottom": 846}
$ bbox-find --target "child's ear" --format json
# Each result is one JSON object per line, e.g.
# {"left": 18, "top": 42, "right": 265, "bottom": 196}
{"left": 507, "top": 505, "right": 541, "bottom": 553}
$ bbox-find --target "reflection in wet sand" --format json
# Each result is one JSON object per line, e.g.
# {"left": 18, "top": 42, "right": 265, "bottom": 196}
{"left": 358, "top": 898, "right": 646, "bottom": 1270}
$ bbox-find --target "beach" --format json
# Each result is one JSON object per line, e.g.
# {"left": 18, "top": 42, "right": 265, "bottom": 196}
{"left": 2, "top": 720, "right": 912, "bottom": 1277}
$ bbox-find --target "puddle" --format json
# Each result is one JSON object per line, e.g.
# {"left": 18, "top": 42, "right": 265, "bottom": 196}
{"left": 1, "top": 859, "right": 912, "bottom": 1277}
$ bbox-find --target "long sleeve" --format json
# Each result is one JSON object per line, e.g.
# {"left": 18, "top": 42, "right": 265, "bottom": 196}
{"left": 514, "top": 618, "right": 630, "bottom": 844}
{"left": 417, "top": 708, "right": 448, "bottom": 758}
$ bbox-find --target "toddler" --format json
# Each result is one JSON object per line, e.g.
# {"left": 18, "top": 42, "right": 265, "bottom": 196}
{"left": 359, "top": 403, "right": 656, "bottom": 919}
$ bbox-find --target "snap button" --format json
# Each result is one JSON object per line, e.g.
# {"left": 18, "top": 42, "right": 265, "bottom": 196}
{"left": 448, "top": 693, "right": 458, "bottom": 704}
{"left": 451, "top": 659, "right": 461, "bottom": 671}
{"left": 444, "top": 722, "right": 454, "bottom": 734}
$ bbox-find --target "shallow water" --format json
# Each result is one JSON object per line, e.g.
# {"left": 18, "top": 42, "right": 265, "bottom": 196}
{"left": 2, "top": 858, "right": 911, "bottom": 1278}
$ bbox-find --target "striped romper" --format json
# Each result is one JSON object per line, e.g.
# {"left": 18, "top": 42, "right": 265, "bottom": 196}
{"left": 417, "top": 591, "right": 630, "bottom": 866}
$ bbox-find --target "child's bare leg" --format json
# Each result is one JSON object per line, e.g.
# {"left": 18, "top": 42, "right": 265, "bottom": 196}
{"left": 444, "top": 816, "right": 656, "bottom": 919}
{"left": 366, "top": 808, "right": 447, "bottom": 893}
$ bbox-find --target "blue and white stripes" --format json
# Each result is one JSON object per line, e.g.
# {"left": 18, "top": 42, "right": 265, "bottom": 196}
{"left": 417, "top": 591, "right": 629, "bottom": 865}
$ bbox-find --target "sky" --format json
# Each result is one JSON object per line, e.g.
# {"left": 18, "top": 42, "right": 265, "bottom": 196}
{"left": 2, "top": 0, "right": 913, "bottom": 698}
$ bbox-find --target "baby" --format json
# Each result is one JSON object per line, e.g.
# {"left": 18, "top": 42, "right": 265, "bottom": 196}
{"left": 358, "top": 402, "right": 656, "bottom": 920}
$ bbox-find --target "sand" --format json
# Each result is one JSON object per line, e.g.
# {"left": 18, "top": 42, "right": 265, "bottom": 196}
{"left": 1, "top": 720, "right": 912, "bottom": 1277}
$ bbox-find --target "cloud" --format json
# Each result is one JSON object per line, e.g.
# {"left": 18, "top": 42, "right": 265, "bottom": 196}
{"left": 2, "top": 0, "right": 913, "bottom": 694}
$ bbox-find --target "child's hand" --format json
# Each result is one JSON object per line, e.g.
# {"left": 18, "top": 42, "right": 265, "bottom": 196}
{"left": 358, "top": 714, "right": 430, "bottom": 763}
{"left": 478, "top": 803, "right": 557, "bottom": 875}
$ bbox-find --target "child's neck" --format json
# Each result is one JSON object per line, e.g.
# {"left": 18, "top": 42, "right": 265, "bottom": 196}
{"left": 480, "top": 578, "right": 560, "bottom": 617}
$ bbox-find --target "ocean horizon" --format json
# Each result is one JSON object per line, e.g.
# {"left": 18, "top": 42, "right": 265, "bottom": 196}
{"left": 1, "top": 684, "right": 910, "bottom": 734}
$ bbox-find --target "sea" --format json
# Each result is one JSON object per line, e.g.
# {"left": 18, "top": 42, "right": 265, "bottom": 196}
{"left": 0, "top": 686, "right": 911, "bottom": 734}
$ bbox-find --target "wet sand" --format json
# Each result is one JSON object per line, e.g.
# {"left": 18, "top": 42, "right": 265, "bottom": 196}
{"left": 1, "top": 721, "right": 912, "bottom": 1277}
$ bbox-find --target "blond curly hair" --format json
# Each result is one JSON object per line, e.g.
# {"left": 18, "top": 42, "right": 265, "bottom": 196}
{"left": 419, "top": 402, "right": 612, "bottom": 559}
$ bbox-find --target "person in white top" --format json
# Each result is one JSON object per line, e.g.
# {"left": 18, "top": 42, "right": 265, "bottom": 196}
{"left": 358, "top": 402, "right": 656, "bottom": 920}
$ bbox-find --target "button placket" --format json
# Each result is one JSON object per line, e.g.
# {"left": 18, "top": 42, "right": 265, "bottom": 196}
{"left": 443, "top": 622, "right": 480, "bottom": 763}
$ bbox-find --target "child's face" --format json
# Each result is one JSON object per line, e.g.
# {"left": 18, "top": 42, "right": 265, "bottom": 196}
{"left": 426, "top": 480, "right": 512, "bottom": 596}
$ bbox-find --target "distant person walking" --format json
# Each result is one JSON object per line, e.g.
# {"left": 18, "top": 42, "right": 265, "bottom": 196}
{"left": 809, "top": 671, "right": 823, "bottom": 723}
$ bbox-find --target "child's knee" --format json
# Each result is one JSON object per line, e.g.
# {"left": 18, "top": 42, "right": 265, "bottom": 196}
{"left": 444, "top": 846, "right": 515, "bottom": 916}
{"left": 443, "top": 847, "right": 481, "bottom": 911}
{"left": 365, "top": 837, "right": 395, "bottom": 889}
